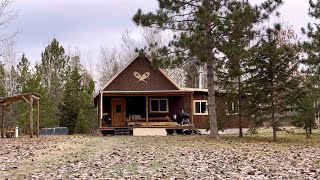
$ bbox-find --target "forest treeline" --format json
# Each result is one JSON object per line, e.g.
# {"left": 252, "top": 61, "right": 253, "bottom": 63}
{"left": 1, "top": 0, "right": 320, "bottom": 140}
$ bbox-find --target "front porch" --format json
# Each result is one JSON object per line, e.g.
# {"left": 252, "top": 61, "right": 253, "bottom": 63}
{"left": 97, "top": 91, "right": 195, "bottom": 134}
{"left": 98, "top": 125, "right": 195, "bottom": 136}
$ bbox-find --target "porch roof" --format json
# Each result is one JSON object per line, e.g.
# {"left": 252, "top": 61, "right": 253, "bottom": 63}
{"left": 99, "top": 90, "right": 194, "bottom": 96}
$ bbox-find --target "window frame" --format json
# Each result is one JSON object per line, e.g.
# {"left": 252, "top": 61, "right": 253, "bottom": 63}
{"left": 193, "top": 100, "right": 208, "bottom": 115}
{"left": 149, "top": 98, "right": 169, "bottom": 113}
{"left": 226, "top": 100, "right": 239, "bottom": 116}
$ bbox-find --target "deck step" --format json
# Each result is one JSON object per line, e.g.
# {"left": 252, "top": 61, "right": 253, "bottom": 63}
{"left": 114, "top": 128, "right": 130, "bottom": 135}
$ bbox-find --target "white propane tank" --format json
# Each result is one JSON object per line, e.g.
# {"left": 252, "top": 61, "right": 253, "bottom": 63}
{"left": 15, "top": 126, "right": 18, "bottom": 138}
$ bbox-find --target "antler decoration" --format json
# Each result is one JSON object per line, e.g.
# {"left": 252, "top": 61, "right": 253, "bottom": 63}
{"left": 133, "top": 71, "right": 150, "bottom": 83}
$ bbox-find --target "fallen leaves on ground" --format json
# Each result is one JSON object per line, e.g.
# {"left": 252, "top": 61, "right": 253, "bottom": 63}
{"left": 1, "top": 133, "right": 320, "bottom": 179}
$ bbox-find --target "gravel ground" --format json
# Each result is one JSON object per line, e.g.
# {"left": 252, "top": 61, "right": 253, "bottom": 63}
{"left": 1, "top": 133, "right": 320, "bottom": 179}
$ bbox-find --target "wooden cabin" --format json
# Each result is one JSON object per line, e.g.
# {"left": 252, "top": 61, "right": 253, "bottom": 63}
{"left": 93, "top": 53, "right": 250, "bottom": 135}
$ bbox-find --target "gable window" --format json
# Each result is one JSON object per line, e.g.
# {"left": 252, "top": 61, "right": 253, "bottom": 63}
{"left": 226, "top": 100, "right": 239, "bottom": 115}
{"left": 194, "top": 100, "right": 208, "bottom": 115}
{"left": 150, "top": 98, "right": 169, "bottom": 113}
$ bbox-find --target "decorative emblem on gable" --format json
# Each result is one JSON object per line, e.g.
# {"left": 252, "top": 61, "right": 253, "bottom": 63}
{"left": 133, "top": 71, "right": 150, "bottom": 83}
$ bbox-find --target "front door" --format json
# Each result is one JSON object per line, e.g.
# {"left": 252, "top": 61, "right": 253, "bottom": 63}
{"left": 111, "top": 98, "right": 126, "bottom": 127}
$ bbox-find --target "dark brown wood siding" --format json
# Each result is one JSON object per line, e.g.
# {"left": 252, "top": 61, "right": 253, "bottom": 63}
{"left": 192, "top": 92, "right": 250, "bottom": 129}
{"left": 104, "top": 55, "right": 179, "bottom": 91}
{"left": 102, "top": 96, "right": 112, "bottom": 116}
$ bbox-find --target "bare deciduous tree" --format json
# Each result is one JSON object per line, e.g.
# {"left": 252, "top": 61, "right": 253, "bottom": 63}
{"left": 97, "top": 47, "right": 120, "bottom": 88}
{"left": 0, "top": 0, "right": 18, "bottom": 42}
{"left": 97, "top": 28, "right": 187, "bottom": 87}
{"left": 119, "top": 30, "right": 140, "bottom": 65}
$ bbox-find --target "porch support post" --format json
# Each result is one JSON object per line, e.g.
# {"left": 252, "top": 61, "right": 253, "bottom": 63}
{"left": 190, "top": 93, "right": 194, "bottom": 125}
{"left": 146, "top": 96, "right": 149, "bottom": 127}
{"left": 100, "top": 92, "right": 103, "bottom": 128}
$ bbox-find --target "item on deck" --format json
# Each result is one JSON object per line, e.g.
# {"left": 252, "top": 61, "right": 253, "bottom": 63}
{"left": 103, "top": 114, "right": 112, "bottom": 127}
{"left": 176, "top": 112, "right": 190, "bottom": 125}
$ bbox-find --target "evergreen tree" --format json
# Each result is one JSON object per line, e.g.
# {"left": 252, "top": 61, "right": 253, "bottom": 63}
{"left": 75, "top": 109, "right": 88, "bottom": 134}
{"left": 16, "top": 54, "right": 31, "bottom": 132}
{"left": 293, "top": 79, "right": 317, "bottom": 137}
{"left": 246, "top": 24, "right": 302, "bottom": 141}
{"left": 58, "top": 65, "right": 82, "bottom": 134}
{"left": 16, "top": 53, "right": 31, "bottom": 93}
{"left": 79, "top": 74, "right": 96, "bottom": 133}
{"left": 40, "top": 38, "right": 69, "bottom": 112}
{"left": 301, "top": 0, "right": 320, "bottom": 130}
{"left": 31, "top": 65, "right": 57, "bottom": 128}
{"left": 133, "top": 0, "right": 282, "bottom": 137}
{"left": 216, "top": 1, "right": 263, "bottom": 137}
{"left": 36, "top": 38, "right": 69, "bottom": 128}
{"left": 16, "top": 55, "right": 57, "bottom": 131}
{"left": 59, "top": 55, "right": 96, "bottom": 134}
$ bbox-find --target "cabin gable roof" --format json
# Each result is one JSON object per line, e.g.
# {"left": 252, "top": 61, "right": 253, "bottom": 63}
{"left": 101, "top": 53, "right": 181, "bottom": 92}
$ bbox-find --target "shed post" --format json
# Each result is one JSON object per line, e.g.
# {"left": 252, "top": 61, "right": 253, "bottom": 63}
{"left": 146, "top": 96, "right": 149, "bottom": 127}
{"left": 29, "top": 97, "right": 33, "bottom": 138}
{"left": 1, "top": 106, "right": 4, "bottom": 138}
{"left": 37, "top": 99, "right": 40, "bottom": 137}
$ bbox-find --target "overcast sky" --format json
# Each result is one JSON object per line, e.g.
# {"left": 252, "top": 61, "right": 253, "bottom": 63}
{"left": 6, "top": 0, "right": 313, "bottom": 65}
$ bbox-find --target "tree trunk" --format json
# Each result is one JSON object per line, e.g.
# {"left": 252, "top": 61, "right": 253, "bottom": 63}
{"left": 271, "top": 91, "right": 277, "bottom": 141}
{"left": 0, "top": 108, "right": 4, "bottom": 138}
{"left": 238, "top": 75, "right": 243, "bottom": 138}
{"left": 272, "top": 113, "right": 277, "bottom": 141}
{"left": 207, "top": 58, "right": 219, "bottom": 137}
{"left": 310, "top": 126, "right": 312, "bottom": 135}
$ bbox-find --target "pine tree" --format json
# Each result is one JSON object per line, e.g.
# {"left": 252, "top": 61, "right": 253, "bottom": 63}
{"left": 75, "top": 109, "right": 88, "bottom": 134}
{"left": 16, "top": 54, "right": 31, "bottom": 132}
{"left": 16, "top": 53, "right": 31, "bottom": 93}
{"left": 16, "top": 55, "right": 57, "bottom": 131}
{"left": 293, "top": 79, "right": 317, "bottom": 137}
{"left": 58, "top": 65, "right": 82, "bottom": 134}
{"left": 216, "top": 1, "right": 263, "bottom": 137}
{"left": 40, "top": 38, "right": 69, "bottom": 110}
{"left": 30, "top": 65, "right": 57, "bottom": 128}
{"left": 246, "top": 24, "right": 302, "bottom": 141}
{"left": 59, "top": 55, "right": 96, "bottom": 134}
{"left": 301, "top": 0, "right": 320, "bottom": 130}
{"left": 133, "top": 0, "right": 282, "bottom": 137}
{"left": 37, "top": 38, "right": 69, "bottom": 128}
{"left": 79, "top": 74, "right": 96, "bottom": 133}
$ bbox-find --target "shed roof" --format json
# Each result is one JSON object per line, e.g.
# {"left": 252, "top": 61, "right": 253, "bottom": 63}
{"left": 0, "top": 93, "right": 40, "bottom": 104}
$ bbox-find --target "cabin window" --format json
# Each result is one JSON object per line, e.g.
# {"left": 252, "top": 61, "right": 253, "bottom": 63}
{"left": 194, "top": 100, "right": 208, "bottom": 115}
{"left": 150, "top": 98, "right": 169, "bottom": 113}
{"left": 226, "top": 100, "right": 239, "bottom": 115}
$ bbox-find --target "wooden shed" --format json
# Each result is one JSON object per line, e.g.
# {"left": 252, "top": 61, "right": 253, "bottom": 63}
{"left": 0, "top": 93, "right": 40, "bottom": 138}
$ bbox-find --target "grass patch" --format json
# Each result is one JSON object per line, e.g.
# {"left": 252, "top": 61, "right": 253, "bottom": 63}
{"left": 126, "top": 163, "right": 138, "bottom": 173}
